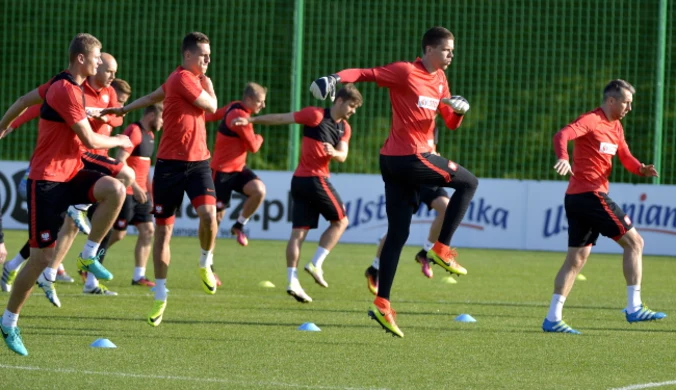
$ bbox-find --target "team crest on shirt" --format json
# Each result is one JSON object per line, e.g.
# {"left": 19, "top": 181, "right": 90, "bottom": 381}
{"left": 40, "top": 231, "right": 51, "bottom": 242}
{"left": 599, "top": 142, "right": 618, "bottom": 155}
{"left": 418, "top": 96, "right": 440, "bottom": 111}
{"left": 102, "top": 94, "right": 109, "bottom": 103}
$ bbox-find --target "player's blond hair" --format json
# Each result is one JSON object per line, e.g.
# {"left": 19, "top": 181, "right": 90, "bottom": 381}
{"left": 69, "top": 33, "right": 102, "bottom": 63}
{"left": 111, "top": 78, "right": 132, "bottom": 96}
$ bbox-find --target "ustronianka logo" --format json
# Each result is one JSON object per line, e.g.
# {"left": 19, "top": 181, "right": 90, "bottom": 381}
{"left": 344, "top": 195, "right": 509, "bottom": 231}
{"left": 542, "top": 193, "right": 676, "bottom": 238}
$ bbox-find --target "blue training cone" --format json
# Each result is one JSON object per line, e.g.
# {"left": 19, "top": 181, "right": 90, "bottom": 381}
{"left": 90, "top": 338, "right": 117, "bottom": 348}
{"left": 454, "top": 314, "right": 477, "bottom": 323}
{"left": 298, "top": 322, "right": 321, "bottom": 332}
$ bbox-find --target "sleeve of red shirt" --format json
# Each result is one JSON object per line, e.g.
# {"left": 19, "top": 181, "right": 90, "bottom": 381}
{"left": 335, "top": 68, "right": 377, "bottom": 83}
{"left": 552, "top": 115, "right": 594, "bottom": 160}
{"left": 226, "top": 108, "right": 263, "bottom": 153}
{"left": 341, "top": 121, "right": 352, "bottom": 144}
{"left": 48, "top": 81, "right": 87, "bottom": 127}
{"left": 123, "top": 124, "right": 142, "bottom": 154}
{"left": 617, "top": 130, "right": 642, "bottom": 176}
{"left": 37, "top": 79, "right": 52, "bottom": 100}
{"left": 176, "top": 71, "right": 203, "bottom": 103}
{"left": 437, "top": 77, "right": 463, "bottom": 130}
{"left": 293, "top": 107, "right": 324, "bottom": 127}
{"left": 106, "top": 87, "right": 124, "bottom": 128}
{"left": 205, "top": 106, "right": 228, "bottom": 123}
{"left": 10, "top": 104, "right": 41, "bottom": 129}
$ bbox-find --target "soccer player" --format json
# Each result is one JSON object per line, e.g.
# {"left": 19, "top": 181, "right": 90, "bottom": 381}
{"left": 232, "top": 84, "right": 362, "bottom": 303}
{"left": 105, "top": 103, "right": 163, "bottom": 287}
{"left": 206, "top": 82, "right": 268, "bottom": 247}
{"left": 0, "top": 33, "right": 131, "bottom": 355}
{"left": 111, "top": 78, "right": 132, "bottom": 107}
{"left": 103, "top": 32, "right": 219, "bottom": 327}
{"left": 309, "top": 26, "right": 478, "bottom": 337}
{"left": 543, "top": 79, "right": 666, "bottom": 334}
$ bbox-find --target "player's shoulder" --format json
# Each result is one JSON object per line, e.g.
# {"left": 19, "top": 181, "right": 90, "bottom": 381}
{"left": 575, "top": 108, "right": 604, "bottom": 125}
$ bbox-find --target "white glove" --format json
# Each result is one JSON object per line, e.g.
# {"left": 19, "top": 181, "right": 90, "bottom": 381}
{"left": 442, "top": 95, "right": 470, "bottom": 115}
{"left": 309, "top": 74, "right": 340, "bottom": 101}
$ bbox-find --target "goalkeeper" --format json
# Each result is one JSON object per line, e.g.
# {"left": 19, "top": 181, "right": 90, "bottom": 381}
{"left": 309, "top": 26, "right": 478, "bottom": 338}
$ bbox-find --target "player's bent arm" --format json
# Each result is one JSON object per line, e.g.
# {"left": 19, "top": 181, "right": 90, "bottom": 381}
{"left": 331, "top": 141, "right": 349, "bottom": 163}
{"left": 248, "top": 113, "right": 297, "bottom": 126}
{"left": 617, "top": 142, "right": 644, "bottom": 176}
{"left": 103, "top": 87, "right": 165, "bottom": 116}
{"left": 438, "top": 105, "right": 464, "bottom": 130}
{"left": 0, "top": 89, "right": 43, "bottom": 130}
{"left": 72, "top": 119, "right": 132, "bottom": 150}
{"left": 116, "top": 149, "right": 131, "bottom": 165}
{"left": 192, "top": 90, "right": 218, "bottom": 114}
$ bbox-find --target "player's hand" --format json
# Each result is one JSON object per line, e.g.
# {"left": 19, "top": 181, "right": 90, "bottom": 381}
{"left": 132, "top": 186, "right": 148, "bottom": 203}
{"left": 115, "top": 134, "right": 133, "bottom": 149}
{"left": 441, "top": 96, "right": 470, "bottom": 115}
{"left": 310, "top": 74, "right": 340, "bottom": 101}
{"left": 553, "top": 159, "right": 573, "bottom": 176}
{"left": 199, "top": 75, "right": 214, "bottom": 93}
{"left": 322, "top": 142, "right": 337, "bottom": 156}
{"left": 0, "top": 242, "right": 7, "bottom": 264}
{"left": 101, "top": 107, "right": 126, "bottom": 117}
{"left": 0, "top": 127, "right": 15, "bottom": 139}
{"left": 639, "top": 163, "right": 659, "bottom": 177}
{"left": 231, "top": 117, "right": 250, "bottom": 127}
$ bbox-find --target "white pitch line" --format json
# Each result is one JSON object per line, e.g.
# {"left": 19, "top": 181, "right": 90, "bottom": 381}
{"left": 0, "top": 364, "right": 388, "bottom": 390}
{"left": 609, "top": 380, "right": 676, "bottom": 390}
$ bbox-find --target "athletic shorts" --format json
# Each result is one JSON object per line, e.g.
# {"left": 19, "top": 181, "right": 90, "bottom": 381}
{"left": 114, "top": 194, "right": 153, "bottom": 230}
{"left": 419, "top": 185, "right": 448, "bottom": 210}
{"left": 152, "top": 159, "right": 216, "bottom": 225}
{"left": 565, "top": 191, "right": 633, "bottom": 247}
{"left": 27, "top": 170, "right": 105, "bottom": 248}
{"left": 212, "top": 167, "right": 258, "bottom": 211}
{"left": 290, "top": 176, "right": 345, "bottom": 229}
{"left": 82, "top": 152, "right": 123, "bottom": 177}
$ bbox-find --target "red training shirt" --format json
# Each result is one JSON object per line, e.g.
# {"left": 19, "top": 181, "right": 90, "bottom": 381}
{"left": 210, "top": 101, "right": 263, "bottom": 173}
{"left": 122, "top": 122, "right": 155, "bottom": 195}
{"left": 553, "top": 107, "right": 642, "bottom": 194}
{"left": 158, "top": 67, "right": 209, "bottom": 161}
{"left": 293, "top": 107, "right": 351, "bottom": 177}
{"left": 336, "top": 58, "right": 463, "bottom": 156}
{"left": 82, "top": 80, "right": 123, "bottom": 156}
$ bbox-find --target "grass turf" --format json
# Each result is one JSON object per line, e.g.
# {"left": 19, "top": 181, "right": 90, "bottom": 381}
{"left": 0, "top": 230, "right": 674, "bottom": 389}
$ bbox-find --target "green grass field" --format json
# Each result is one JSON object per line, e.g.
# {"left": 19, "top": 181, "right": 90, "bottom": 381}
{"left": 0, "top": 230, "right": 674, "bottom": 390}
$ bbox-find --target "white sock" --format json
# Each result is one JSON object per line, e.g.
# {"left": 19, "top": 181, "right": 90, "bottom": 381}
{"left": 75, "top": 204, "right": 91, "bottom": 211}
{"left": 6, "top": 254, "right": 27, "bottom": 271}
{"left": 1, "top": 310, "right": 19, "bottom": 328}
{"left": 43, "top": 268, "right": 57, "bottom": 282}
{"left": 546, "top": 294, "right": 566, "bottom": 322}
{"left": 287, "top": 267, "right": 298, "bottom": 285}
{"left": 57, "top": 264, "right": 65, "bottom": 272}
{"left": 85, "top": 272, "right": 99, "bottom": 289}
{"left": 154, "top": 279, "right": 167, "bottom": 301}
{"left": 423, "top": 240, "right": 434, "bottom": 252}
{"left": 311, "top": 247, "right": 330, "bottom": 269}
{"left": 199, "top": 249, "right": 213, "bottom": 268}
{"left": 81, "top": 240, "right": 100, "bottom": 259}
{"left": 237, "top": 215, "right": 250, "bottom": 225}
{"left": 133, "top": 267, "right": 145, "bottom": 281}
{"left": 627, "top": 285, "right": 642, "bottom": 314}
{"left": 371, "top": 257, "right": 380, "bottom": 270}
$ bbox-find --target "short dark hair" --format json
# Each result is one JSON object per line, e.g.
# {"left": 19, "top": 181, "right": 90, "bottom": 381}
{"left": 182, "top": 32, "right": 210, "bottom": 55}
{"left": 335, "top": 83, "right": 363, "bottom": 106}
{"left": 421, "top": 27, "right": 454, "bottom": 53}
{"left": 243, "top": 82, "right": 267, "bottom": 99}
{"left": 143, "top": 103, "right": 163, "bottom": 116}
{"left": 603, "top": 79, "right": 635, "bottom": 101}
{"left": 69, "top": 33, "right": 101, "bottom": 63}
{"left": 111, "top": 78, "right": 131, "bottom": 96}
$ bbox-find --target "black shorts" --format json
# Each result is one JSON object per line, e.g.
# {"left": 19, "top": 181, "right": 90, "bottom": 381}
{"left": 419, "top": 185, "right": 448, "bottom": 209}
{"left": 212, "top": 167, "right": 258, "bottom": 211}
{"left": 152, "top": 159, "right": 216, "bottom": 225}
{"left": 82, "top": 152, "right": 123, "bottom": 177}
{"left": 114, "top": 194, "right": 153, "bottom": 230}
{"left": 290, "top": 176, "right": 345, "bottom": 229}
{"left": 565, "top": 192, "right": 633, "bottom": 247}
{"left": 380, "top": 153, "right": 471, "bottom": 211}
{"left": 27, "top": 170, "right": 105, "bottom": 248}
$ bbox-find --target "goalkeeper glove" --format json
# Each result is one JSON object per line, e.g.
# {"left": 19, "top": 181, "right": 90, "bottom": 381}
{"left": 309, "top": 74, "right": 341, "bottom": 101}
{"left": 442, "top": 95, "right": 470, "bottom": 115}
